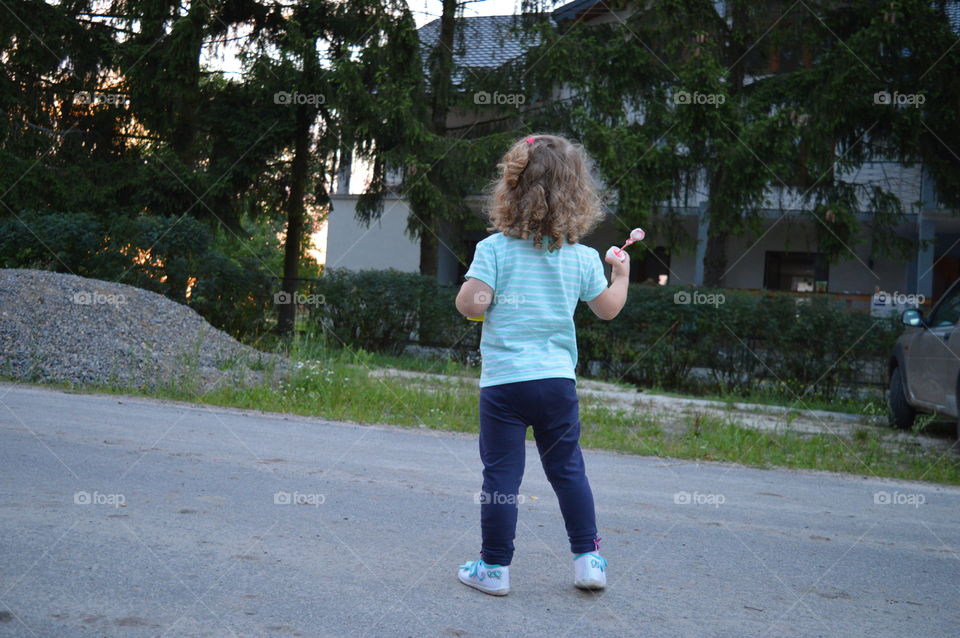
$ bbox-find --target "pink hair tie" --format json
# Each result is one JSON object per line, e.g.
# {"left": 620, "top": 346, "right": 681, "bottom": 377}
{"left": 524, "top": 136, "right": 535, "bottom": 144}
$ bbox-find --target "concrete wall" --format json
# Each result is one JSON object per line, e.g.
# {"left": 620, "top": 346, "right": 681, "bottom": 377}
{"left": 324, "top": 195, "right": 420, "bottom": 272}
{"left": 694, "top": 216, "right": 907, "bottom": 295}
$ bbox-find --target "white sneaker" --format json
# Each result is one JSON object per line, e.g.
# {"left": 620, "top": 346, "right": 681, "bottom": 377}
{"left": 458, "top": 559, "right": 510, "bottom": 596}
{"left": 573, "top": 552, "right": 607, "bottom": 590}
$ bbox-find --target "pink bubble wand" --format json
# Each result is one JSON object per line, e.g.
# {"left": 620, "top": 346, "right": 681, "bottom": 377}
{"left": 606, "top": 228, "right": 646, "bottom": 262}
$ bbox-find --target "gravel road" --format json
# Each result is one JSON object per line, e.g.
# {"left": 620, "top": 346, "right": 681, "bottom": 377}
{"left": 1, "top": 383, "right": 959, "bottom": 638}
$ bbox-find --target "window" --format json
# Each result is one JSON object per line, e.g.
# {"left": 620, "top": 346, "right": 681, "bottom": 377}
{"left": 927, "top": 281, "right": 960, "bottom": 328}
{"left": 763, "top": 251, "right": 828, "bottom": 292}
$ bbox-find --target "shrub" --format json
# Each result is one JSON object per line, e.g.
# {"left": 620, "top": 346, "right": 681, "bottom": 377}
{"left": 576, "top": 285, "right": 900, "bottom": 400}
{"left": 309, "top": 269, "right": 481, "bottom": 355}
{"left": 300, "top": 269, "right": 901, "bottom": 400}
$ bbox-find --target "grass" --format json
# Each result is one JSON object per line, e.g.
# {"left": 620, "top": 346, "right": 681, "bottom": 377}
{"left": 256, "top": 332, "right": 881, "bottom": 416}
{"left": 11, "top": 336, "right": 959, "bottom": 485}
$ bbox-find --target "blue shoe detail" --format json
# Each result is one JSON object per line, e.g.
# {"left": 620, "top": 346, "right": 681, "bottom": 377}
{"left": 459, "top": 559, "right": 503, "bottom": 581}
{"left": 573, "top": 552, "right": 607, "bottom": 572}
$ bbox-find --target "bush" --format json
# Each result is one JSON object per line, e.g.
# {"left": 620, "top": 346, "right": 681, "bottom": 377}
{"left": 302, "top": 269, "right": 900, "bottom": 400}
{"left": 309, "top": 269, "right": 480, "bottom": 355}
{"left": 575, "top": 286, "right": 900, "bottom": 401}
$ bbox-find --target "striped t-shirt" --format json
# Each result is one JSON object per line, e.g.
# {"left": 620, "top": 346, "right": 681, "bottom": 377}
{"left": 464, "top": 232, "right": 609, "bottom": 388}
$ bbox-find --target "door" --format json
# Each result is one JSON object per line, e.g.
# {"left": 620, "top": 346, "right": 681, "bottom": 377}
{"left": 909, "top": 281, "right": 960, "bottom": 410}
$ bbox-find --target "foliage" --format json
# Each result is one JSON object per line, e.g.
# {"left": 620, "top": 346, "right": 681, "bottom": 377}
{"left": 471, "top": 1, "right": 960, "bottom": 282}
{"left": 303, "top": 269, "right": 899, "bottom": 400}
{"left": 0, "top": 210, "right": 282, "bottom": 337}
{"left": 0, "top": 0, "right": 423, "bottom": 334}
{"left": 307, "top": 268, "right": 480, "bottom": 355}
{"left": 574, "top": 285, "right": 900, "bottom": 401}
{"left": 1, "top": 0, "right": 957, "bottom": 341}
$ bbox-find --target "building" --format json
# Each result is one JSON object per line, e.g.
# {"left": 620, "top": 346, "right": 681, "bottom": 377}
{"left": 323, "top": 1, "right": 960, "bottom": 309}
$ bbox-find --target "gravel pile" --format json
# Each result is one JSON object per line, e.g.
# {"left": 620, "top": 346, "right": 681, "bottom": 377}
{"left": 0, "top": 269, "right": 283, "bottom": 391}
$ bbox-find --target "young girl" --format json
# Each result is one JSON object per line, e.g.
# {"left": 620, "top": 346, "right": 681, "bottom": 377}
{"left": 455, "top": 134, "right": 629, "bottom": 596}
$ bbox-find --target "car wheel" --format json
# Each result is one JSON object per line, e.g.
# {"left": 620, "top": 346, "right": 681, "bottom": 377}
{"left": 888, "top": 366, "right": 915, "bottom": 429}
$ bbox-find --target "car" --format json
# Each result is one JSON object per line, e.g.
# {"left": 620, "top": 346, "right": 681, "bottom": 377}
{"left": 888, "top": 278, "right": 960, "bottom": 438}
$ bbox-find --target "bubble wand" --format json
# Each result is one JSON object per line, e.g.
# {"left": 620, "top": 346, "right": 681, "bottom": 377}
{"left": 605, "top": 227, "right": 646, "bottom": 262}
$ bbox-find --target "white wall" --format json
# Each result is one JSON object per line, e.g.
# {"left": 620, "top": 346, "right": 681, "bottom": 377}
{"left": 324, "top": 195, "right": 420, "bottom": 272}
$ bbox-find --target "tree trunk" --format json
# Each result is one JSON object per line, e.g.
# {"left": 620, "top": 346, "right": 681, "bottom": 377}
{"left": 418, "top": 0, "right": 457, "bottom": 278}
{"left": 170, "top": 1, "right": 207, "bottom": 166}
{"left": 431, "top": 0, "right": 457, "bottom": 133}
{"left": 277, "top": 40, "right": 317, "bottom": 335}
{"left": 702, "top": 163, "right": 729, "bottom": 287}
{"left": 419, "top": 231, "right": 438, "bottom": 277}
{"left": 702, "top": 229, "right": 728, "bottom": 287}
{"left": 700, "top": 1, "right": 747, "bottom": 289}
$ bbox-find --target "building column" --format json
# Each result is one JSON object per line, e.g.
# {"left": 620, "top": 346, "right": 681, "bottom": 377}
{"left": 916, "top": 216, "right": 935, "bottom": 300}
{"left": 693, "top": 201, "right": 709, "bottom": 286}
{"left": 335, "top": 148, "right": 352, "bottom": 195}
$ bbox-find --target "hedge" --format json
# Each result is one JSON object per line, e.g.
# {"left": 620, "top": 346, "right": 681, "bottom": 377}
{"left": 308, "top": 269, "right": 900, "bottom": 400}
{"left": 307, "top": 269, "right": 480, "bottom": 355}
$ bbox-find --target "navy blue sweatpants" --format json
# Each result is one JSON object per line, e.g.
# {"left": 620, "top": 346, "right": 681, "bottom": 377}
{"left": 478, "top": 377, "right": 598, "bottom": 566}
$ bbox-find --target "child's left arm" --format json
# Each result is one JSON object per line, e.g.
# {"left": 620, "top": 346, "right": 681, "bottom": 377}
{"left": 456, "top": 279, "right": 494, "bottom": 318}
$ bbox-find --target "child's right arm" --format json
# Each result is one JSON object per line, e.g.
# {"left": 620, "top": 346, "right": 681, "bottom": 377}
{"left": 587, "top": 252, "right": 629, "bottom": 320}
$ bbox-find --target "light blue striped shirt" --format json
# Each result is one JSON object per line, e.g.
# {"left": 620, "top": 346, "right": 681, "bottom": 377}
{"left": 464, "top": 232, "right": 609, "bottom": 388}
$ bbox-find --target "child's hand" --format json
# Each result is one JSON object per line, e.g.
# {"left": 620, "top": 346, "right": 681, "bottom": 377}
{"left": 604, "top": 248, "right": 630, "bottom": 281}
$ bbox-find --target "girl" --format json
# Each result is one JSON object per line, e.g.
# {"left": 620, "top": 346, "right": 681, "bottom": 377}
{"left": 455, "top": 134, "right": 629, "bottom": 596}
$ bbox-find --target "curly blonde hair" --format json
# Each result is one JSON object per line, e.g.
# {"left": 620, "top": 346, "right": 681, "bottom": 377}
{"left": 486, "top": 134, "right": 604, "bottom": 250}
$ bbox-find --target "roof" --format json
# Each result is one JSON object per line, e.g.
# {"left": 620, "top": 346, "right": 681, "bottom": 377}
{"left": 552, "top": 0, "right": 960, "bottom": 32}
{"left": 417, "top": 14, "right": 540, "bottom": 81}
{"left": 550, "top": 0, "right": 604, "bottom": 23}
{"left": 947, "top": 0, "right": 960, "bottom": 33}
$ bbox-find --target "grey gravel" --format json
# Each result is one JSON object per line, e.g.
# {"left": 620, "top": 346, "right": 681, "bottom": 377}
{"left": 0, "top": 268, "right": 283, "bottom": 390}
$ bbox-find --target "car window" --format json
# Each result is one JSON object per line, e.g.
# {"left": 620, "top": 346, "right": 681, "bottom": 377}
{"left": 927, "top": 281, "right": 960, "bottom": 328}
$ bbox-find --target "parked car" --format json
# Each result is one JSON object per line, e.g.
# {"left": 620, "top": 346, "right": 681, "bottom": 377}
{"left": 888, "top": 278, "right": 960, "bottom": 437}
